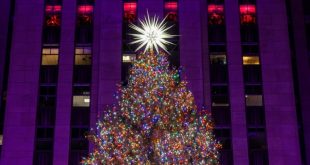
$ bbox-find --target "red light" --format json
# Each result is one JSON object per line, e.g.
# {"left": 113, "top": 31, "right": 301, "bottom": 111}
{"left": 124, "top": 2, "right": 137, "bottom": 22}
{"left": 208, "top": 4, "right": 224, "bottom": 13}
{"left": 208, "top": 4, "right": 224, "bottom": 25}
{"left": 240, "top": 5, "right": 256, "bottom": 24}
{"left": 45, "top": 5, "right": 62, "bottom": 12}
{"left": 78, "top": 5, "right": 93, "bottom": 14}
{"left": 46, "top": 15, "right": 61, "bottom": 26}
{"left": 124, "top": 2, "right": 137, "bottom": 13}
{"left": 240, "top": 5, "right": 256, "bottom": 14}
{"left": 165, "top": 2, "right": 178, "bottom": 11}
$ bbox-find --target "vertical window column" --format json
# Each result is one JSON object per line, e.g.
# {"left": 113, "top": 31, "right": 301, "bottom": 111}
{"left": 69, "top": 0, "right": 94, "bottom": 164}
{"left": 164, "top": 0, "right": 179, "bottom": 68}
{"left": 34, "top": 1, "right": 62, "bottom": 164}
{"left": 239, "top": 0, "right": 269, "bottom": 164}
{"left": 207, "top": 0, "right": 233, "bottom": 164}
{"left": 122, "top": 0, "right": 137, "bottom": 85}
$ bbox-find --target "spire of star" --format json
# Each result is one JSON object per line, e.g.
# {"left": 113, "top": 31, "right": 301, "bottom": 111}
{"left": 128, "top": 11, "right": 177, "bottom": 54}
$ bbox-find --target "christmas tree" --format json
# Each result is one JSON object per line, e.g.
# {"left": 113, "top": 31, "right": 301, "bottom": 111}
{"left": 82, "top": 13, "right": 221, "bottom": 164}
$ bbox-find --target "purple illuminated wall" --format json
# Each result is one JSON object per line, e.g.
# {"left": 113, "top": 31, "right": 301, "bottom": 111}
{"left": 0, "top": 0, "right": 308, "bottom": 164}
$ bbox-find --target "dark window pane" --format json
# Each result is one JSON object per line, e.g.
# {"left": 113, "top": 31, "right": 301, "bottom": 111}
{"left": 39, "top": 96, "right": 56, "bottom": 109}
{"left": 43, "top": 26, "right": 61, "bottom": 44}
{"left": 37, "top": 108, "right": 55, "bottom": 126}
{"left": 242, "top": 44, "right": 259, "bottom": 54}
{"left": 249, "top": 149, "right": 268, "bottom": 165}
{"left": 73, "top": 66, "right": 92, "bottom": 83}
{"left": 212, "top": 95, "right": 229, "bottom": 106}
{"left": 246, "top": 107, "right": 265, "bottom": 128}
{"left": 208, "top": 26, "right": 226, "bottom": 43}
{"left": 71, "top": 128, "right": 89, "bottom": 139}
{"left": 34, "top": 151, "right": 53, "bottom": 165}
{"left": 71, "top": 108, "right": 90, "bottom": 126}
{"left": 243, "top": 65, "right": 261, "bottom": 83}
{"left": 40, "top": 66, "right": 59, "bottom": 84}
{"left": 241, "top": 25, "right": 258, "bottom": 43}
{"left": 209, "top": 45, "right": 226, "bottom": 53}
{"left": 69, "top": 149, "right": 88, "bottom": 165}
{"left": 245, "top": 85, "right": 262, "bottom": 94}
{"left": 212, "top": 106, "right": 231, "bottom": 127}
{"left": 37, "top": 128, "right": 54, "bottom": 139}
{"left": 214, "top": 129, "right": 231, "bottom": 149}
{"left": 76, "top": 26, "right": 93, "bottom": 44}
{"left": 220, "top": 150, "right": 233, "bottom": 165}
{"left": 210, "top": 65, "right": 228, "bottom": 83}
{"left": 211, "top": 85, "right": 228, "bottom": 95}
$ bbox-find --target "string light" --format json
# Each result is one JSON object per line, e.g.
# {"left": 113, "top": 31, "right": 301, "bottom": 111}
{"left": 82, "top": 14, "right": 221, "bottom": 164}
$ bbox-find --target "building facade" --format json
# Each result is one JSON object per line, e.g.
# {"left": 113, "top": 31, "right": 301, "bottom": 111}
{"left": 0, "top": 0, "right": 309, "bottom": 165}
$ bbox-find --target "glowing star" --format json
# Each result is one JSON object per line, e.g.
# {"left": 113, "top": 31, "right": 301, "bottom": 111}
{"left": 129, "top": 12, "right": 177, "bottom": 54}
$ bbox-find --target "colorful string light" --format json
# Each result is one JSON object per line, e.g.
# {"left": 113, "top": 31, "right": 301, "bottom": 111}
{"left": 82, "top": 51, "right": 221, "bottom": 164}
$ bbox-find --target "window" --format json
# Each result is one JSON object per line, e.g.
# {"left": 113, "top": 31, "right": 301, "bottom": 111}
{"left": 165, "top": 1, "right": 178, "bottom": 22}
{"left": 37, "top": 86, "right": 56, "bottom": 126}
{"left": 43, "top": 5, "right": 61, "bottom": 44}
{"left": 243, "top": 65, "right": 262, "bottom": 83}
{"left": 210, "top": 54, "right": 227, "bottom": 65}
{"left": 208, "top": 4, "right": 224, "bottom": 25}
{"left": 42, "top": 48, "right": 59, "bottom": 65}
{"left": 212, "top": 95, "right": 229, "bottom": 106}
{"left": 212, "top": 85, "right": 228, "bottom": 95}
{"left": 73, "top": 86, "right": 90, "bottom": 107}
{"left": 212, "top": 107, "right": 231, "bottom": 127}
{"left": 209, "top": 45, "right": 226, "bottom": 53}
{"left": 208, "top": 26, "right": 226, "bottom": 42}
{"left": 246, "top": 107, "right": 265, "bottom": 127}
{"left": 73, "top": 66, "right": 92, "bottom": 83}
{"left": 71, "top": 108, "right": 90, "bottom": 126}
{"left": 124, "top": 2, "right": 137, "bottom": 22}
{"left": 73, "top": 96, "right": 90, "bottom": 107}
{"left": 240, "top": 5, "right": 256, "bottom": 24}
{"left": 242, "top": 44, "right": 259, "bottom": 54}
{"left": 245, "top": 85, "right": 262, "bottom": 94}
{"left": 39, "top": 95, "right": 56, "bottom": 109}
{"left": 122, "top": 53, "right": 136, "bottom": 63}
{"left": 241, "top": 26, "right": 258, "bottom": 42}
{"left": 76, "top": 5, "right": 93, "bottom": 43}
{"left": 75, "top": 47, "right": 92, "bottom": 65}
{"left": 40, "top": 67, "right": 58, "bottom": 84}
{"left": 214, "top": 129, "right": 231, "bottom": 149}
{"left": 45, "top": 6, "right": 61, "bottom": 27}
{"left": 248, "top": 129, "right": 268, "bottom": 164}
{"left": 245, "top": 95, "right": 263, "bottom": 106}
{"left": 243, "top": 56, "right": 260, "bottom": 65}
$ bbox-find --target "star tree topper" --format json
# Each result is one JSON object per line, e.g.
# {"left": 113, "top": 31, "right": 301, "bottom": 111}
{"left": 129, "top": 11, "right": 177, "bottom": 54}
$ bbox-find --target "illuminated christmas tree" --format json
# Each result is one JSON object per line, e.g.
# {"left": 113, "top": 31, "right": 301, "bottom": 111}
{"left": 82, "top": 13, "right": 221, "bottom": 164}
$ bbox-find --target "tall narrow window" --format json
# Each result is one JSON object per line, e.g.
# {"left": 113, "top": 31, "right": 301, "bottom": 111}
{"left": 76, "top": 5, "right": 93, "bottom": 44}
{"left": 164, "top": 0, "right": 179, "bottom": 68}
{"left": 123, "top": 2, "right": 137, "bottom": 23}
{"left": 43, "top": 5, "right": 62, "bottom": 43}
{"left": 34, "top": 1, "right": 62, "bottom": 164}
{"left": 165, "top": 2, "right": 178, "bottom": 22}
{"left": 70, "top": 1, "right": 94, "bottom": 164}
{"left": 122, "top": 1, "right": 137, "bottom": 84}
{"left": 239, "top": 1, "right": 269, "bottom": 164}
{"left": 207, "top": 1, "right": 232, "bottom": 164}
